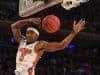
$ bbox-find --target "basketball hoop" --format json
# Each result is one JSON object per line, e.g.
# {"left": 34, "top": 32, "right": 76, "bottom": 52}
{"left": 19, "top": 0, "right": 89, "bottom": 17}
{"left": 19, "top": 0, "right": 62, "bottom": 17}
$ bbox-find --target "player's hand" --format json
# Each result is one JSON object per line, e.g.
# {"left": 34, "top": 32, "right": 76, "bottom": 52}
{"left": 72, "top": 19, "right": 85, "bottom": 34}
{"left": 28, "top": 18, "right": 41, "bottom": 25}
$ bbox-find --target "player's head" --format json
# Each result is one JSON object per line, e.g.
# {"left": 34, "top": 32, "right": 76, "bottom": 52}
{"left": 26, "top": 27, "right": 39, "bottom": 43}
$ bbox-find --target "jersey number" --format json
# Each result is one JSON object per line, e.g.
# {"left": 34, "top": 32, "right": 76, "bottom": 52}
{"left": 19, "top": 48, "right": 32, "bottom": 61}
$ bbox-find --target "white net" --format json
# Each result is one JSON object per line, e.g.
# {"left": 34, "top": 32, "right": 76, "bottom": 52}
{"left": 61, "top": 0, "right": 89, "bottom": 10}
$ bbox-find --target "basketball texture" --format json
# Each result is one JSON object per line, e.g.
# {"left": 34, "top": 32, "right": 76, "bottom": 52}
{"left": 42, "top": 15, "right": 61, "bottom": 33}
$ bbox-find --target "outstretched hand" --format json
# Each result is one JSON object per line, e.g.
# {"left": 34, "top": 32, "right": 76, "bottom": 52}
{"left": 28, "top": 18, "right": 41, "bottom": 25}
{"left": 72, "top": 19, "right": 85, "bottom": 34}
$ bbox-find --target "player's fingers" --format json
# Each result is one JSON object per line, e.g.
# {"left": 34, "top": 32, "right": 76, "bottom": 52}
{"left": 78, "top": 19, "right": 83, "bottom": 24}
{"left": 73, "top": 20, "right": 76, "bottom": 25}
{"left": 32, "top": 18, "right": 41, "bottom": 24}
{"left": 81, "top": 20, "right": 85, "bottom": 26}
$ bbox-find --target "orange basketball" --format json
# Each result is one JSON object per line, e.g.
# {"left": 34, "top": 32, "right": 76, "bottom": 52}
{"left": 42, "top": 15, "right": 61, "bottom": 33}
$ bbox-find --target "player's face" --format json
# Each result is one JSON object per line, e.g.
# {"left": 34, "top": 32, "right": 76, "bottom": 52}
{"left": 26, "top": 30, "right": 38, "bottom": 43}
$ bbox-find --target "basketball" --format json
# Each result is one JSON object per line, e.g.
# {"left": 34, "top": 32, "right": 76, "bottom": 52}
{"left": 42, "top": 15, "right": 61, "bottom": 33}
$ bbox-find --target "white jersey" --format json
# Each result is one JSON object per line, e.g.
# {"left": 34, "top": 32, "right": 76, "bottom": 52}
{"left": 15, "top": 39, "right": 40, "bottom": 75}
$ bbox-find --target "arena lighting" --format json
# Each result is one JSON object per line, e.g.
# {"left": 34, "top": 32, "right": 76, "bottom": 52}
{"left": 67, "top": 44, "right": 77, "bottom": 49}
{"left": 67, "top": 44, "right": 77, "bottom": 55}
{"left": 10, "top": 37, "right": 15, "bottom": 43}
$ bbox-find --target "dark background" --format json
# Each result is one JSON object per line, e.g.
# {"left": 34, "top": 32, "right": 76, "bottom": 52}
{"left": 0, "top": 0, "right": 100, "bottom": 75}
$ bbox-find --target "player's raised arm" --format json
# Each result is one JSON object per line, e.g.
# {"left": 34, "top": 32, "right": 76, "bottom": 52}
{"left": 42, "top": 19, "right": 85, "bottom": 52}
{"left": 11, "top": 18, "right": 41, "bottom": 43}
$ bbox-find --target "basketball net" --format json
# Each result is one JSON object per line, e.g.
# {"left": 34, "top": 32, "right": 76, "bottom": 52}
{"left": 19, "top": 0, "right": 62, "bottom": 17}
{"left": 61, "top": 0, "right": 89, "bottom": 10}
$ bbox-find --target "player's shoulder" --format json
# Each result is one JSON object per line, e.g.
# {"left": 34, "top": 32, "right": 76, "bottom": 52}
{"left": 35, "top": 40, "right": 48, "bottom": 51}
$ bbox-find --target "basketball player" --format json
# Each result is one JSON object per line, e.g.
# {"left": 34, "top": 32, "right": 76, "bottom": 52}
{"left": 11, "top": 17, "right": 85, "bottom": 75}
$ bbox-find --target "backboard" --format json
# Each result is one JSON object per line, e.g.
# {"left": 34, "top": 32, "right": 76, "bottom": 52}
{"left": 19, "top": 0, "right": 62, "bottom": 17}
